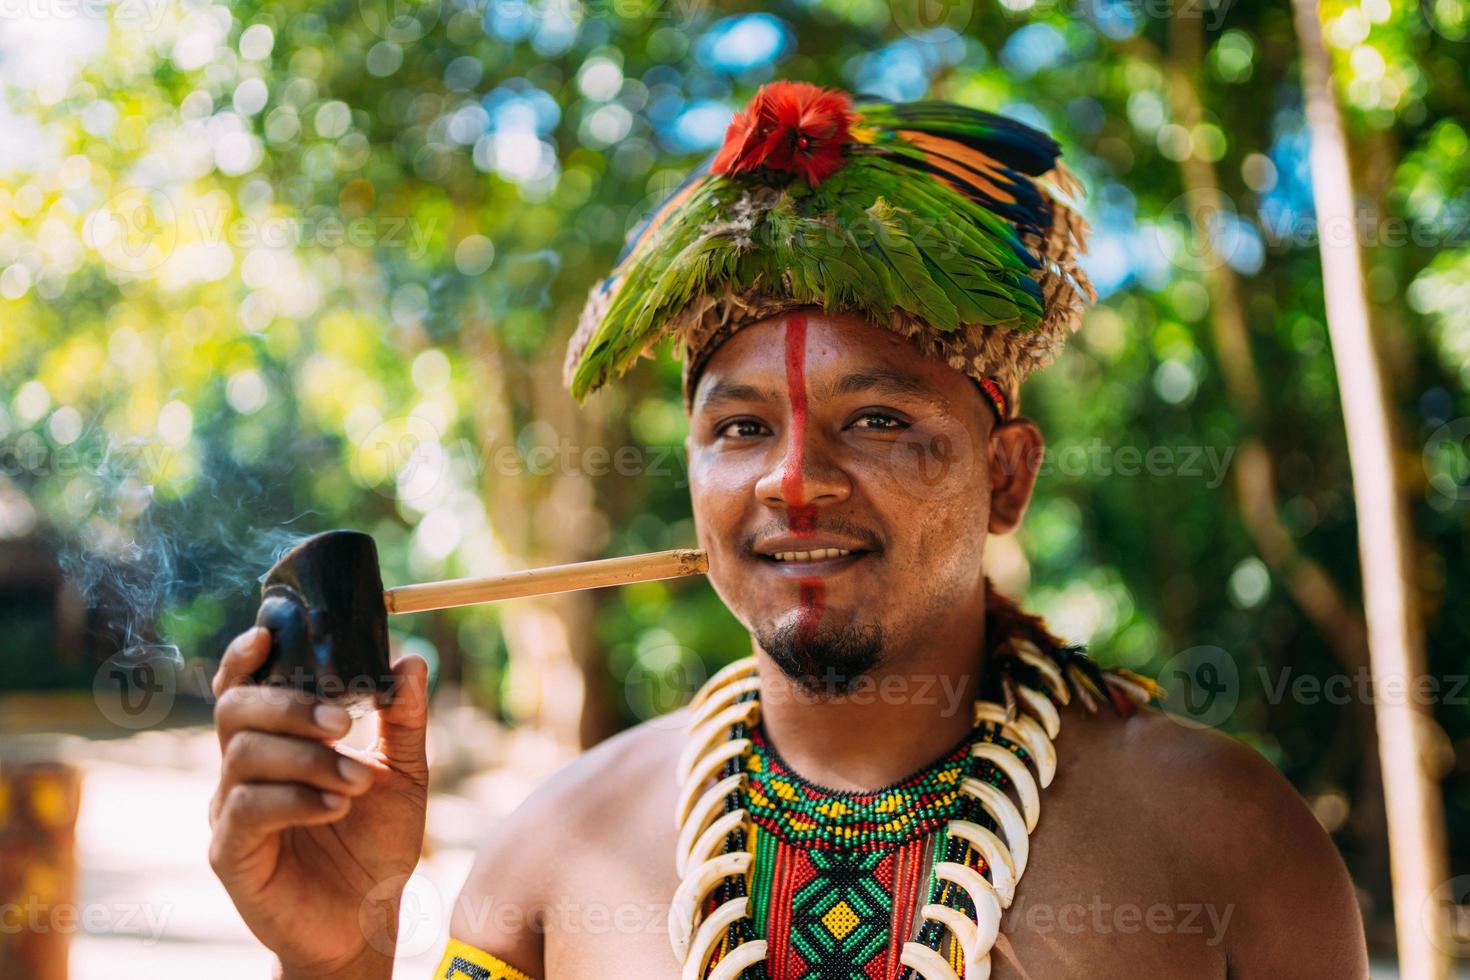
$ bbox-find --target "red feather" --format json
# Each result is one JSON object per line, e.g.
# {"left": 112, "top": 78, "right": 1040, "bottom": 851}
{"left": 712, "top": 82, "right": 855, "bottom": 187}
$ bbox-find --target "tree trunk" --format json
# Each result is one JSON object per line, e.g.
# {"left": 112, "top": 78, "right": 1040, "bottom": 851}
{"left": 1288, "top": 1, "right": 1451, "bottom": 974}
{"left": 461, "top": 322, "right": 616, "bottom": 753}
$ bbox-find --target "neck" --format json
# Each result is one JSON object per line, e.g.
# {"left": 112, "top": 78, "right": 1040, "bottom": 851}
{"left": 753, "top": 583, "right": 990, "bottom": 792}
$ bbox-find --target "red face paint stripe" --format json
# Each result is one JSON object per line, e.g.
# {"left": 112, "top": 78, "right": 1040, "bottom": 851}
{"left": 782, "top": 313, "right": 817, "bottom": 534}
{"left": 781, "top": 313, "right": 824, "bottom": 649}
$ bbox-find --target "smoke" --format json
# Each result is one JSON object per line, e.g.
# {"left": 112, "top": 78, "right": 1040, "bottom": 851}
{"left": 48, "top": 429, "right": 320, "bottom": 664}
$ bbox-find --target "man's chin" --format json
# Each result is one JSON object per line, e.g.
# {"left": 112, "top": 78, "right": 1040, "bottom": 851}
{"left": 754, "top": 616, "right": 885, "bottom": 697}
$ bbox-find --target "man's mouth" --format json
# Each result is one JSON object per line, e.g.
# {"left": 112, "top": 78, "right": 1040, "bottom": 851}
{"left": 748, "top": 526, "right": 882, "bottom": 576}
{"left": 768, "top": 547, "right": 855, "bottom": 562}
{"left": 752, "top": 541, "right": 875, "bottom": 576}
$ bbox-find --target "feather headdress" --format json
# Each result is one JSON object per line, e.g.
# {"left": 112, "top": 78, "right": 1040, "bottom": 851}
{"left": 563, "top": 81, "right": 1095, "bottom": 417}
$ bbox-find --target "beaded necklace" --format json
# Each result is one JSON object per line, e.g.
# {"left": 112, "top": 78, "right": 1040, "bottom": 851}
{"left": 669, "top": 633, "right": 1159, "bottom": 980}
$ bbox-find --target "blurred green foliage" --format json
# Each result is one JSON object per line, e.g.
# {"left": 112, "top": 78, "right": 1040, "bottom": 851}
{"left": 1, "top": 0, "right": 1468, "bottom": 925}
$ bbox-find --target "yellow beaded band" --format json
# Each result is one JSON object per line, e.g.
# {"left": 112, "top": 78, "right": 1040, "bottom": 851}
{"left": 432, "top": 937, "right": 536, "bottom": 980}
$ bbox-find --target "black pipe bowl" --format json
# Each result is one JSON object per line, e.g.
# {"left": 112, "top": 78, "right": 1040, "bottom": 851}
{"left": 252, "top": 529, "right": 393, "bottom": 711}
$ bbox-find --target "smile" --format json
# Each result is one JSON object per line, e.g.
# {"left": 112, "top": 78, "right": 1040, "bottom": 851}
{"left": 755, "top": 549, "right": 872, "bottom": 576}
{"left": 769, "top": 548, "right": 853, "bottom": 562}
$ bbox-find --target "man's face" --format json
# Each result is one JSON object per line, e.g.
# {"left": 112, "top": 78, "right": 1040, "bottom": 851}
{"left": 685, "top": 310, "right": 1042, "bottom": 692}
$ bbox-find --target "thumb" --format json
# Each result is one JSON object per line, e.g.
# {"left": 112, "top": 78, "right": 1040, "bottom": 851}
{"left": 376, "top": 653, "right": 429, "bottom": 776}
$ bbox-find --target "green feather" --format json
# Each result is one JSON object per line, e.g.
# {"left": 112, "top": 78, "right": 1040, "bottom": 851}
{"left": 862, "top": 197, "right": 959, "bottom": 329}
{"left": 568, "top": 98, "right": 1077, "bottom": 401}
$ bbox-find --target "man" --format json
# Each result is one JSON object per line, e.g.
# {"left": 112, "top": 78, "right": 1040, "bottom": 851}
{"left": 208, "top": 83, "right": 1368, "bottom": 979}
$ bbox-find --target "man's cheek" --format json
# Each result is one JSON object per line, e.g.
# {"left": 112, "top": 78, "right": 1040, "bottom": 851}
{"left": 910, "top": 507, "right": 983, "bottom": 564}
{"left": 850, "top": 449, "right": 973, "bottom": 506}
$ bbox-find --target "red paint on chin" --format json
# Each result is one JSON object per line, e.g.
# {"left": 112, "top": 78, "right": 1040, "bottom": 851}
{"left": 798, "top": 580, "right": 825, "bottom": 645}
{"left": 782, "top": 313, "right": 825, "bottom": 645}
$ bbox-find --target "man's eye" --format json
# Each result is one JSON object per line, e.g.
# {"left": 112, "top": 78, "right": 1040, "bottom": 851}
{"left": 852, "top": 412, "right": 906, "bottom": 431}
{"left": 717, "top": 418, "right": 768, "bottom": 439}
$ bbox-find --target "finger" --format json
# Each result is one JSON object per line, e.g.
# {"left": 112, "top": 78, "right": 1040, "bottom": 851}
{"left": 216, "top": 684, "right": 353, "bottom": 751}
{"left": 377, "top": 654, "right": 429, "bottom": 772}
{"left": 219, "top": 731, "right": 375, "bottom": 804}
{"left": 209, "top": 783, "right": 350, "bottom": 867}
{"left": 211, "top": 627, "right": 271, "bottom": 700}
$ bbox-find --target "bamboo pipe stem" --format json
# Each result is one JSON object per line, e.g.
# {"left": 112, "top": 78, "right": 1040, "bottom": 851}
{"left": 382, "top": 549, "right": 708, "bottom": 615}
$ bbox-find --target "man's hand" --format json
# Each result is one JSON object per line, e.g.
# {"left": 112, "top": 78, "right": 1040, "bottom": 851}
{"left": 207, "top": 627, "right": 430, "bottom": 979}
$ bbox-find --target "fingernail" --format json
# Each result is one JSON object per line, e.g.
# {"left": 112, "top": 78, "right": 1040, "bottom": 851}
{"left": 321, "top": 792, "right": 346, "bottom": 808}
{"left": 338, "top": 756, "right": 372, "bottom": 785}
{"left": 314, "top": 704, "right": 351, "bottom": 735}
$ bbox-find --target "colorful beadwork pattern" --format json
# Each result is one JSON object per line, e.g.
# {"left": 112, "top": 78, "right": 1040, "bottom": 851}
{"left": 747, "top": 822, "right": 935, "bottom": 979}
{"left": 742, "top": 727, "right": 977, "bottom": 852}
{"left": 725, "top": 726, "right": 1019, "bottom": 979}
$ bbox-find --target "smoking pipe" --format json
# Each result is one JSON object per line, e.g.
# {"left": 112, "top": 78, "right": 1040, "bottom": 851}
{"left": 253, "top": 529, "right": 708, "bottom": 708}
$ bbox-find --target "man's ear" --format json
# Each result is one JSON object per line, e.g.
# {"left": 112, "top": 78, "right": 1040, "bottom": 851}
{"left": 988, "top": 417, "right": 1044, "bottom": 535}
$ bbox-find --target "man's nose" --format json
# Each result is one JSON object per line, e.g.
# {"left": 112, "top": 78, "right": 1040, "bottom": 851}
{"left": 754, "top": 428, "right": 852, "bottom": 511}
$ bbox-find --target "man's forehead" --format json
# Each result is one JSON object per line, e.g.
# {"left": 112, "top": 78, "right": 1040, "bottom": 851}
{"left": 693, "top": 360, "right": 947, "bottom": 410}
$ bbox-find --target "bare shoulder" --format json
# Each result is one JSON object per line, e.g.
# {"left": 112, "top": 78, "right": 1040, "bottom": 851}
{"left": 447, "top": 711, "right": 686, "bottom": 972}
{"left": 1058, "top": 704, "right": 1368, "bottom": 976}
{"left": 1066, "top": 707, "right": 1333, "bottom": 861}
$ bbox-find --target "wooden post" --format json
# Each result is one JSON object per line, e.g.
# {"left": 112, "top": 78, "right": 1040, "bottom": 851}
{"left": 1289, "top": 1, "right": 1452, "bottom": 975}
{"left": 0, "top": 737, "right": 84, "bottom": 980}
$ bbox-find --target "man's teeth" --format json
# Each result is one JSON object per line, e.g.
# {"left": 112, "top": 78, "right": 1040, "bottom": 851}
{"left": 770, "top": 548, "right": 853, "bottom": 562}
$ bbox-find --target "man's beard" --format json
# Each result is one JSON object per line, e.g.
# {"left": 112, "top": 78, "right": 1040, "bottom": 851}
{"left": 755, "top": 617, "right": 885, "bottom": 696}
